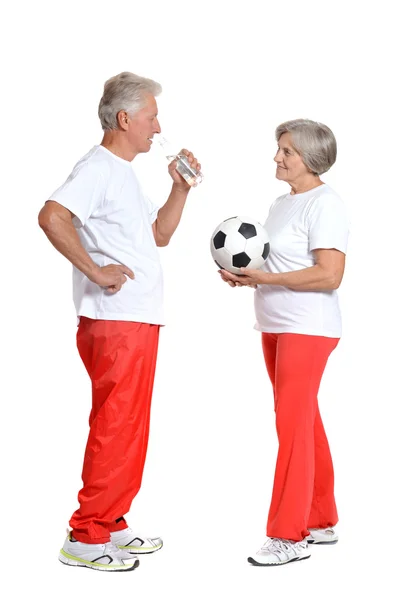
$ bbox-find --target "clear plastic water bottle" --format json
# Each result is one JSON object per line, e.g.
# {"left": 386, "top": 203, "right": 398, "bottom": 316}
{"left": 153, "top": 134, "right": 204, "bottom": 187}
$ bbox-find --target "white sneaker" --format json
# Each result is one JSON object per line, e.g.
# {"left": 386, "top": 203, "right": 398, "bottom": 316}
{"left": 59, "top": 533, "right": 139, "bottom": 571}
{"left": 111, "top": 527, "right": 163, "bottom": 554}
{"left": 248, "top": 538, "right": 311, "bottom": 566}
{"left": 306, "top": 527, "right": 338, "bottom": 545}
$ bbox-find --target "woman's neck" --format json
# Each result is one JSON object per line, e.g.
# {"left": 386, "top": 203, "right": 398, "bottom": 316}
{"left": 289, "top": 176, "right": 323, "bottom": 195}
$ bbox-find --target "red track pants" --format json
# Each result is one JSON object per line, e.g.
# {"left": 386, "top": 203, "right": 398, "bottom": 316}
{"left": 262, "top": 333, "right": 339, "bottom": 541}
{"left": 69, "top": 318, "right": 160, "bottom": 544}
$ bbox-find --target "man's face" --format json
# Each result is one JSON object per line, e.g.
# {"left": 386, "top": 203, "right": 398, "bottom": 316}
{"left": 126, "top": 94, "right": 161, "bottom": 153}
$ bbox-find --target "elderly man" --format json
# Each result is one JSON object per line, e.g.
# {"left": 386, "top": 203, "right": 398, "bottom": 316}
{"left": 39, "top": 72, "right": 201, "bottom": 572}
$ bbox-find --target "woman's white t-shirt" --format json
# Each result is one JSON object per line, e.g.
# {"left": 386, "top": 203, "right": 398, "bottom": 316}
{"left": 254, "top": 184, "right": 349, "bottom": 338}
{"left": 49, "top": 145, "right": 165, "bottom": 325}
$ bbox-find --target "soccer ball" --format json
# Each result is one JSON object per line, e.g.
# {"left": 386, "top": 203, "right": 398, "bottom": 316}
{"left": 210, "top": 216, "right": 270, "bottom": 275}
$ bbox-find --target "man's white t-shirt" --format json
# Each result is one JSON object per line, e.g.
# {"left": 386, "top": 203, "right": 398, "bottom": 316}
{"left": 254, "top": 184, "right": 349, "bottom": 338}
{"left": 49, "top": 145, "right": 164, "bottom": 325}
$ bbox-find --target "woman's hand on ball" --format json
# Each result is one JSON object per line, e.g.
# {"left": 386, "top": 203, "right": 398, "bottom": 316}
{"left": 237, "top": 267, "right": 268, "bottom": 286}
{"left": 219, "top": 270, "right": 239, "bottom": 287}
{"left": 218, "top": 269, "right": 258, "bottom": 288}
{"left": 219, "top": 270, "right": 234, "bottom": 287}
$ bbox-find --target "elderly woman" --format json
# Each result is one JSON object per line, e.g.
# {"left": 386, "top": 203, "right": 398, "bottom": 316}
{"left": 220, "top": 119, "right": 349, "bottom": 566}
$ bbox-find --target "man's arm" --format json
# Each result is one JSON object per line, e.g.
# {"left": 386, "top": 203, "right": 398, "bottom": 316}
{"left": 152, "top": 149, "right": 201, "bottom": 247}
{"left": 39, "top": 201, "right": 101, "bottom": 280}
{"left": 152, "top": 184, "right": 189, "bottom": 247}
{"left": 38, "top": 201, "right": 134, "bottom": 293}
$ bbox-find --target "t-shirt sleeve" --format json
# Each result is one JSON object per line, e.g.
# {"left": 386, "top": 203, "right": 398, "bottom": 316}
{"left": 308, "top": 193, "right": 349, "bottom": 254}
{"left": 145, "top": 195, "right": 159, "bottom": 224}
{"left": 48, "top": 162, "right": 105, "bottom": 227}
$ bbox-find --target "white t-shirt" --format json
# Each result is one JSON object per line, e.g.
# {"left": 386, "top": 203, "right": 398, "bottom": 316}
{"left": 49, "top": 145, "right": 164, "bottom": 325}
{"left": 254, "top": 184, "right": 349, "bottom": 338}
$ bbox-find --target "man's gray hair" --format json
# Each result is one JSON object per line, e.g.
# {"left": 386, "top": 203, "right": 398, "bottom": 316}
{"left": 98, "top": 71, "right": 162, "bottom": 131}
{"left": 275, "top": 119, "right": 337, "bottom": 175}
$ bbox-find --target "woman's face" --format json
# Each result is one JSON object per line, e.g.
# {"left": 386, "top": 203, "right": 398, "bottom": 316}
{"left": 274, "top": 132, "right": 309, "bottom": 183}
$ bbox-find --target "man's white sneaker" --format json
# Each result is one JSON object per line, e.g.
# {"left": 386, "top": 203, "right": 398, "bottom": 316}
{"left": 59, "top": 533, "right": 139, "bottom": 571}
{"left": 248, "top": 538, "right": 311, "bottom": 566}
{"left": 111, "top": 527, "right": 163, "bottom": 554}
{"left": 306, "top": 527, "right": 338, "bottom": 545}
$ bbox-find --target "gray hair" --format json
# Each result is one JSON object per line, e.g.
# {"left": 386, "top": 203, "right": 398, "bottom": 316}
{"left": 275, "top": 119, "right": 337, "bottom": 175}
{"left": 98, "top": 71, "right": 162, "bottom": 131}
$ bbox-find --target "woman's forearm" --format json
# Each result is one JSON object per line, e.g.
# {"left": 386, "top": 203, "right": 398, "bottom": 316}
{"left": 261, "top": 265, "right": 338, "bottom": 291}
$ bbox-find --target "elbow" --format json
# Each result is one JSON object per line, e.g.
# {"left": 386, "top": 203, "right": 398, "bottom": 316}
{"left": 38, "top": 205, "right": 53, "bottom": 232}
{"left": 152, "top": 222, "right": 170, "bottom": 247}
{"left": 329, "top": 274, "right": 342, "bottom": 290}
{"left": 156, "top": 236, "right": 170, "bottom": 247}
{"left": 38, "top": 202, "right": 65, "bottom": 233}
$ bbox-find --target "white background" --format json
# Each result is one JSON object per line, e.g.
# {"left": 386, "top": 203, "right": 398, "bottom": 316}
{"left": 1, "top": 0, "right": 398, "bottom": 597}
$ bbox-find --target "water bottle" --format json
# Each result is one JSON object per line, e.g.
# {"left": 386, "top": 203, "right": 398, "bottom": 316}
{"left": 153, "top": 134, "right": 203, "bottom": 187}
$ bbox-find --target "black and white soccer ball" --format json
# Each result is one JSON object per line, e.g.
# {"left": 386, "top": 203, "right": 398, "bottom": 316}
{"left": 210, "top": 216, "right": 270, "bottom": 275}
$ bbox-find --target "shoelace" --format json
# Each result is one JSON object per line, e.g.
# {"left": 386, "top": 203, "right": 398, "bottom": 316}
{"left": 104, "top": 542, "right": 125, "bottom": 554}
{"left": 261, "top": 538, "right": 305, "bottom": 556}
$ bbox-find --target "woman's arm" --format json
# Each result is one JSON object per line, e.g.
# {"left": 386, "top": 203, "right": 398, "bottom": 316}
{"left": 220, "top": 248, "right": 346, "bottom": 291}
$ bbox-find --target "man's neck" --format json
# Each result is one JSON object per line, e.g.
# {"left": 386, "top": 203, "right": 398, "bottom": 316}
{"left": 101, "top": 131, "right": 138, "bottom": 162}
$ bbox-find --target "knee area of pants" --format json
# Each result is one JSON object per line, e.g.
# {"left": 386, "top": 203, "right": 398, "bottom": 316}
{"left": 276, "top": 413, "right": 314, "bottom": 437}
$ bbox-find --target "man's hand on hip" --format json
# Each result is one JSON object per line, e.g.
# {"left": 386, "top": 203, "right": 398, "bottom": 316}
{"left": 91, "top": 264, "right": 135, "bottom": 294}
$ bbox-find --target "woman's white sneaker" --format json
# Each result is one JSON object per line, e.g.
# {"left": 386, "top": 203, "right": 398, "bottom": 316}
{"left": 248, "top": 538, "right": 311, "bottom": 566}
{"left": 306, "top": 527, "right": 338, "bottom": 544}
{"left": 111, "top": 527, "right": 163, "bottom": 554}
{"left": 59, "top": 533, "right": 139, "bottom": 571}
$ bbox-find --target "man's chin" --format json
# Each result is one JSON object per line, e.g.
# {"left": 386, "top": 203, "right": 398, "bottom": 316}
{"left": 138, "top": 145, "right": 151, "bottom": 154}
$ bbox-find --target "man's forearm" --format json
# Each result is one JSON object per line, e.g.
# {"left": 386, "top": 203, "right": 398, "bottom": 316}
{"left": 261, "top": 265, "right": 337, "bottom": 291}
{"left": 39, "top": 213, "right": 100, "bottom": 281}
{"left": 154, "top": 184, "right": 189, "bottom": 246}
